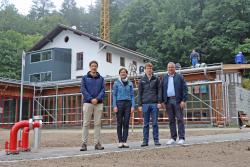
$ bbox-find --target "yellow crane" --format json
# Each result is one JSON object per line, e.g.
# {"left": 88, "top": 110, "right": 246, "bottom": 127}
{"left": 100, "top": 0, "right": 110, "bottom": 41}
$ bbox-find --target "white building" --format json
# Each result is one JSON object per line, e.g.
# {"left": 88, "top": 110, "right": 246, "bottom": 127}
{"left": 25, "top": 24, "right": 156, "bottom": 82}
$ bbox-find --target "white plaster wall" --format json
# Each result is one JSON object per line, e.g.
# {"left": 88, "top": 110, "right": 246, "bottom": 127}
{"left": 42, "top": 30, "right": 146, "bottom": 79}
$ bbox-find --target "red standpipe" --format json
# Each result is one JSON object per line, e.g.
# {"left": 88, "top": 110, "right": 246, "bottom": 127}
{"left": 8, "top": 120, "right": 40, "bottom": 154}
{"left": 21, "top": 127, "right": 30, "bottom": 152}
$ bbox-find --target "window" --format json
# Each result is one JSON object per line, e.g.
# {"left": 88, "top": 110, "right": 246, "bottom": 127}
{"left": 41, "top": 72, "right": 52, "bottom": 82}
{"left": 30, "top": 73, "right": 40, "bottom": 82}
{"left": 76, "top": 52, "right": 83, "bottom": 70}
{"left": 106, "top": 52, "right": 112, "bottom": 63}
{"left": 64, "top": 36, "right": 69, "bottom": 43}
{"left": 29, "top": 72, "right": 52, "bottom": 82}
{"left": 30, "top": 50, "right": 52, "bottom": 63}
{"left": 120, "top": 57, "right": 125, "bottom": 66}
{"left": 41, "top": 51, "right": 52, "bottom": 61}
{"left": 31, "top": 53, "right": 40, "bottom": 63}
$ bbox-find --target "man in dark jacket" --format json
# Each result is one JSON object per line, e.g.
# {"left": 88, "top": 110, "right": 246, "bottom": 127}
{"left": 80, "top": 60, "right": 105, "bottom": 151}
{"left": 189, "top": 49, "right": 200, "bottom": 67}
{"left": 138, "top": 63, "right": 162, "bottom": 147}
{"left": 162, "top": 62, "right": 188, "bottom": 145}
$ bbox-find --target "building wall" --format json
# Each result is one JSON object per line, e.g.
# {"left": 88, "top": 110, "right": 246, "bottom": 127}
{"left": 42, "top": 30, "right": 146, "bottom": 79}
{"left": 97, "top": 46, "right": 145, "bottom": 77}
{"left": 235, "top": 86, "right": 250, "bottom": 116}
{"left": 53, "top": 48, "right": 72, "bottom": 81}
{"left": 24, "top": 48, "right": 71, "bottom": 82}
{"left": 228, "top": 85, "right": 250, "bottom": 125}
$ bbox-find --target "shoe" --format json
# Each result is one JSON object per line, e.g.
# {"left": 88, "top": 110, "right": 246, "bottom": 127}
{"left": 118, "top": 143, "right": 123, "bottom": 148}
{"left": 80, "top": 143, "right": 87, "bottom": 151}
{"left": 177, "top": 139, "right": 185, "bottom": 145}
{"left": 123, "top": 143, "right": 129, "bottom": 148}
{"left": 141, "top": 142, "right": 148, "bottom": 147}
{"left": 166, "top": 139, "right": 176, "bottom": 145}
{"left": 95, "top": 143, "right": 104, "bottom": 150}
{"left": 240, "top": 125, "right": 247, "bottom": 129}
{"left": 154, "top": 142, "right": 161, "bottom": 146}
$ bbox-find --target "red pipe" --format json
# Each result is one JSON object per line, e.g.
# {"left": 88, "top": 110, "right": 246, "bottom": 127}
{"left": 8, "top": 120, "right": 40, "bottom": 154}
{"left": 21, "top": 127, "right": 30, "bottom": 152}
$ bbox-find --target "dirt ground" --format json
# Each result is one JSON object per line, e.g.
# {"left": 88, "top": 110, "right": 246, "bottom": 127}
{"left": 1, "top": 128, "right": 250, "bottom": 149}
{"left": 1, "top": 128, "right": 250, "bottom": 167}
{"left": 1, "top": 140, "right": 250, "bottom": 167}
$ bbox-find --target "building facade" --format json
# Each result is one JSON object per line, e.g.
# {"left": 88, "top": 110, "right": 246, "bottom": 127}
{"left": 25, "top": 24, "right": 156, "bottom": 82}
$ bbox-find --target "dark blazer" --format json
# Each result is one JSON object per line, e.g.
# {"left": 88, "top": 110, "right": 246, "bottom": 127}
{"left": 162, "top": 73, "right": 188, "bottom": 104}
{"left": 138, "top": 74, "right": 162, "bottom": 106}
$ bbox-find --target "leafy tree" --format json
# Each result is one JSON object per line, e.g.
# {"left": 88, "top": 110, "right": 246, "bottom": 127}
{"left": 0, "top": 30, "right": 41, "bottom": 79}
{"left": 60, "top": 0, "right": 84, "bottom": 28}
{"left": 28, "top": 0, "right": 55, "bottom": 20}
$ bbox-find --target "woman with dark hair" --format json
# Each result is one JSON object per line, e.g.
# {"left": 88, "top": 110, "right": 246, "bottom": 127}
{"left": 112, "top": 68, "right": 135, "bottom": 148}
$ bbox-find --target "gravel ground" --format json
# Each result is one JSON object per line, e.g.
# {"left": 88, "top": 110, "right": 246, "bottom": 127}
{"left": 1, "top": 128, "right": 249, "bottom": 149}
{"left": 1, "top": 140, "right": 250, "bottom": 167}
{"left": 1, "top": 128, "right": 250, "bottom": 167}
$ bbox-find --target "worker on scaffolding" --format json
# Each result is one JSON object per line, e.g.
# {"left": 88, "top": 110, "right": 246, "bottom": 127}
{"left": 235, "top": 51, "right": 246, "bottom": 64}
{"left": 189, "top": 49, "right": 200, "bottom": 68}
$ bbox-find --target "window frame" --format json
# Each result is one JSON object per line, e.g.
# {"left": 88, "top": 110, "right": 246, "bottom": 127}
{"left": 76, "top": 52, "right": 84, "bottom": 70}
{"left": 120, "top": 57, "right": 125, "bottom": 67}
{"left": 40, "top": 71, "right": 52, "bottom": 82}
{"left": 29, "top": 73, "right": 41, "bottom": 82}
{"left": 106, "top": 52, "right": 112, "bottom": 63}
{"left": 29, "top": 71, "right": 52, "bottom": 82}
{"left": 30, "top": 50, "right": 52, "bottom": 64}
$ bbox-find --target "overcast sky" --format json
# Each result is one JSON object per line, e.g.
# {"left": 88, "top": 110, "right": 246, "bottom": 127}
{"left": 8, "top": 0, "right": 96, "bottom": 15}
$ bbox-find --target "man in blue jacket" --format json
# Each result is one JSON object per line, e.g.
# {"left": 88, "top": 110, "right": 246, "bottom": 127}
{"left": 235, "top": 52, "right": 246, "bottom": 64}
{"left": 162, "top": 62, "right": 188, "bottom": 145}
{"left": 80, "top": 60, "right": 105, "bottom": 151}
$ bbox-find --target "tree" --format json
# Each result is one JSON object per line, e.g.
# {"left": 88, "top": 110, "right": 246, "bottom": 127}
{"left": 0, "top": 30, "right": 41, "bottom": 79}
{"left": 60, "top": 0, "right": 83, "bottom": 28}
{"left": 28, "top": 0, "right": 55, "bottom": 20}
{"left": 0, "top": 0, "right": 10, "bottom": 10}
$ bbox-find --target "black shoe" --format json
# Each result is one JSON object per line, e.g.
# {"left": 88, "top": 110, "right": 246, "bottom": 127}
{"left": 141, "top": 142, "right": 148, "bottom": 147}
{"left": 80, "top": 143, "right": 87, "bottom": 151}
{"left": 154, "top": 142, "right": 161, "bottom": 146}
{"left": 95, "top": 143, "right": 104, "bottom": 150}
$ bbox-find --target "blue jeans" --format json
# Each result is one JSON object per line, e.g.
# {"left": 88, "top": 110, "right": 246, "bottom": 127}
{"left": 142, "top": 104, "right": 159, "bottom": 143}
{"left": 166, "top": 99, "right": 185, "bottom": 140}
{"left": 192, "top": 58, "right": 198, "bottom": 67}
{"left": 116, "top": 100, "right": 131, "bottom": 143}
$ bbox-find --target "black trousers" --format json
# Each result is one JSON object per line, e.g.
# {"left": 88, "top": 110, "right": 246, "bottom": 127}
{"left": 166, "top": 99, "right": 185, "bottom": 140}
{"left": 116, "top": 100, "right": 131, "bottom": 143}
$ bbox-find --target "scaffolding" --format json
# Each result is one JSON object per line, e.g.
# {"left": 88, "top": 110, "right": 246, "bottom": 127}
{"left": 29, "top": 64, "right": 229, "bottom": 128}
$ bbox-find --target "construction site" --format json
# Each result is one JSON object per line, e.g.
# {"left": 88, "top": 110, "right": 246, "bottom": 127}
{"left": 1, "top": 63, "right": 250, "bottom": 128}
{"left": 1, "top": 0, "right": 250, "bottom": 166}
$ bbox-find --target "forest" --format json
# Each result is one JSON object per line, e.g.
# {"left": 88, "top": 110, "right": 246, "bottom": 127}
{"left": 0, "top": 0, "right": 250, "bottom": 80}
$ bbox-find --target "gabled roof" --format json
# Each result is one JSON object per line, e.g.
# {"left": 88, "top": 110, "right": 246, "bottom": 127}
{"left": 29, "top": 24, "right": 157, "bottom": 62}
